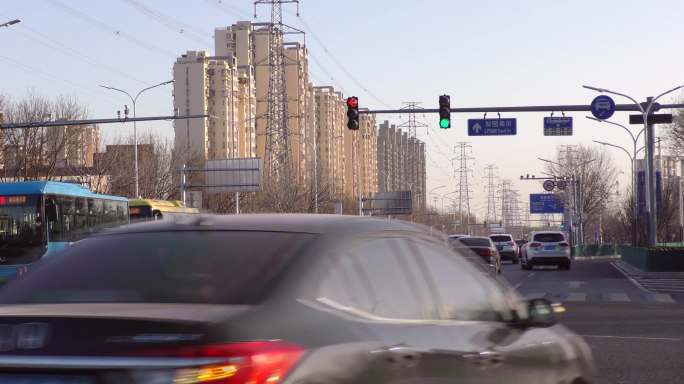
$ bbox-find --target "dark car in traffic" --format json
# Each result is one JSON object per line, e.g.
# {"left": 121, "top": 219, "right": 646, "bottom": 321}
{"left": 449, "top": 235, "right": 501, "bottom": 275}
{"left": 0, "top": 215, "right": 594, "bottom": 383}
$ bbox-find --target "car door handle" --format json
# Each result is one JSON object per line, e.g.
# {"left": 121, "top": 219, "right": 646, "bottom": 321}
{"left": 373, "top": 345, "right": 422, "bottom": 366}
{"left": 462, "top": 350, "right": 504, "bottom": 368}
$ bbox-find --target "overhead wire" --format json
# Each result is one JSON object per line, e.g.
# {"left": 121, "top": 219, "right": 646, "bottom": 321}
{"left": 0, "top": 54, "right": 123, "bottom": 105}
{"left": 120, "top": 0, "right": 212, "bottom": 46}
{"left": 46, "top": 0, "right": 177, "bottom": 57}
{"left": 204, "top": 0, "right": 252, "bottom": 20}
{"left": 4, "top": 23, "right": 149, "bottom": 86}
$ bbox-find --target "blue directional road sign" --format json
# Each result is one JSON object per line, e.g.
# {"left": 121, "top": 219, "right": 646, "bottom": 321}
{"left": 543, "top": 116, "right": 573, "bottom": 136}
{"left": 590, "top": 95, "right": 616, "bottom": 119}
{"left": 468, "top": 118, "right": 517, "bottom": 136}
{"left": 530, "top": 193, "right": 564, "bottom": 214}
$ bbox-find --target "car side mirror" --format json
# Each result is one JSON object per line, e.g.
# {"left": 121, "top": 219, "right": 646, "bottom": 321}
{"left": 526, "top": 298, "right": 557, "bottom": 328}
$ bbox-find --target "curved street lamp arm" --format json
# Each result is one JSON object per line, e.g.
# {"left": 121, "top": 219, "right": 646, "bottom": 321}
{"left": 582, "top": 85, "right": 644, "bottom": 113}
{"left": 99, "top": 85, "right": 134, "bottom": 103}
{"left": 134, "top": 80, "right": 174, "bottom": 102}
{"left": 585, "top": 116, "right": 637, "bottom": 144}
{"left": 648, "top": 85, "right": 684, "bottom": 115}
{"left": 592, "top": 140, "right": 633, "bottom": 163}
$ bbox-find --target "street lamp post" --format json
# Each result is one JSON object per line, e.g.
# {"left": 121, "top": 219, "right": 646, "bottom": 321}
{"left": 0, "top": 19, "right": 20, "bottom": 28}
{"left": 583, "top": 84, "right": 684, "bottom": 246}
{"left": 538, "top": 157, "right": 595, "bottom": 246}
{"left": 429, "top": 185, "right": 446, "bottom": 212}
{"left": 100, "top": 80, "right": 173, "bottom": 198}
{"left": 593, "top": 140, "right": 638, "bottom": 245}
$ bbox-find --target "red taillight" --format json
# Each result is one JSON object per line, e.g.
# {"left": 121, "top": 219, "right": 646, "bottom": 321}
{"left": 137, "top": 341, "right": 304, "bottom": 384}
{"left": 530, "top": 242, "right": 542, "bottom": 248}
{"left": 476, "top": 247, "right": 492, "bottom": 257}
{"left": 559, "top": 242, "right": 569, "bottom": 247}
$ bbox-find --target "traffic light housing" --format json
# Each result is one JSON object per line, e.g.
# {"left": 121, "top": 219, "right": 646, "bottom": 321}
{"left": 346, "top": 96, "right": 359, "bottom": 130}
{"left": 439, "top": 94, "right": 450, "bottom": 129}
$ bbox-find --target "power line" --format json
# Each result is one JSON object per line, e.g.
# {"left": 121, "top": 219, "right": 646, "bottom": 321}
{"left": 46, "top": 0, "right": 177, "bottom": 57}
{"left": 484, "top": 164, "right": 498, "bottom": 223}
{"left": 295, "top": 14, "right": 391, "bottom": 109}
{"left": 0, "top": 54, "right": 122, "bottom": 104}
{"left": 5, "top": 22, "right": 149, "bottom": 86}
{"left": 204, "top": 0, "right": 252, "bottom": 20}
{"left": 120, "top": 0, "right": 212, "bottom": 46}
{"left": 454, "top": 142, "right": 474, "bottom": 233}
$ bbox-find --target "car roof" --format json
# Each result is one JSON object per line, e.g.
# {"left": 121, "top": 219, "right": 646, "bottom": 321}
{"left": 489, "top": 233, "right": 513, "bottom": 237}
{"left": 99, "top": 214, "right": 429, "bottom": 236}
{"left": 461, "top": 236, "right": 490, "bottom": 240}
{"left": 530, "top": 230, "right": 565, "bottom": 235}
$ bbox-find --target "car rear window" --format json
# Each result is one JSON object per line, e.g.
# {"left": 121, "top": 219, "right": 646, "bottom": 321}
{"left": 0, "top": 231, "right": 313, "bottom": 305}
{"left": 459, "top": 238, "right": 491, "bottom": 247}
{"left": 533, "top": 233, "right": 565, "bottom": 243}
{"left": 490, "top": 235, "right": 512, "bottom": 242}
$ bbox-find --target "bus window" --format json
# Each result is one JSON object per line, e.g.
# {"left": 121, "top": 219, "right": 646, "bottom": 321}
{"left": 88, "top": 199, "right": 103, "bottom": 229}
{"left": 103, "top": 200, "right": 118, "bottom": 226}
{"left": 116, "top": 201, "right": 128, "bottom": 225}
{"left": 45, "top": 196, "right": 62, "bottom": 242}
{"left": 57, "top": 196, "right": 75, "bottom": 242}
{"left": 74, "top": 198, "right": 87, "bottom": 235}
{"left": 0, "top": 195, "right": 44, "bottom": 264}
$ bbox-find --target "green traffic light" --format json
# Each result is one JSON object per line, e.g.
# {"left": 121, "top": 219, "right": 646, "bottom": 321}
{"left": 439, "top": 118, "right": 450, "bottom": 129}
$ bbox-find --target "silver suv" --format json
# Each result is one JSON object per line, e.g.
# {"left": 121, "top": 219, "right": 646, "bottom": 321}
{"left": 521, "top": 231, "right": 571, "bottom": 270}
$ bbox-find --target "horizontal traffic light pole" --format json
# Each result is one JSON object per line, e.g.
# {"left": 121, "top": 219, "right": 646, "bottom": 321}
{"left": 358, "top": 103, "right": 684, "bottom": 114}
{"left": 0, "top": 114, "right": 208, "bottom": 130}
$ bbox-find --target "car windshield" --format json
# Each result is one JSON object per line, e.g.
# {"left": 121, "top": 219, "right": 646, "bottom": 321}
{"left": 533, "top": 233, "right": 565, "bottom": 243}
{"left": 0, "top": 231, "right": 313, "bottom": 305}
{"left": 459, "top": 237, "right": 491, "bottom": 247}
{"left": 490, "top": 235, "right": 512, "bottom": 243}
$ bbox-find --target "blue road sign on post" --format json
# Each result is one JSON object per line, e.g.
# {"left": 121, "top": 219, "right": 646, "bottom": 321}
{"left": 543, "top": 117, "right": 573, "bottom": 136}
{"left": 468, "top": 118, "right": 517, "bottom": 136}
{"left": 590, "top": 95, "right": 616, "bottom": 119}
{"left": 530, "top": 193, "right": 564, "bottom": 214}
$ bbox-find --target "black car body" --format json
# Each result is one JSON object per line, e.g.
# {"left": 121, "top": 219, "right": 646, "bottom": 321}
{"left": 0, "top": 215, "right": 594, "bottom": 383}
{"left": 449, "top": 236, "right": 501, "bottom": 275}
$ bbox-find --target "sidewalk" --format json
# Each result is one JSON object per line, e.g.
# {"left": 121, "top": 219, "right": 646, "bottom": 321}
{"left": 613, "top": 259, "right": 684, "bottom": 294}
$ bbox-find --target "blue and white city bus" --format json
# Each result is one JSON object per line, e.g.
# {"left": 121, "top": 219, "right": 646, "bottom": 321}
{"left": 0, "top": 181, "right": 129, "bottom": 281}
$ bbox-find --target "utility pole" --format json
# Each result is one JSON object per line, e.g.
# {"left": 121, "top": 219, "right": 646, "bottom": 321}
{"left": 483, "top": 164, "right": 498, "bottom": 225}
{"left": 454, "top": 143, "right": 473, "bottom": 233}
{"left": 399, "top": 102, "right": 427, "bottom": 209}
{"left": 254, "top": 0, "right": 299, "bottom": 183}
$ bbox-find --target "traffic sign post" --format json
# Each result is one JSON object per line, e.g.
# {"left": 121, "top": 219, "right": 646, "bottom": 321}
{"left": 543, "top": 116, "right": 573, "bottom": 136}
{"left": 530, "top": 193, "right": 564, "bottom": 214}
{"left": 590, "top": 95, "right": 616, "bottom": 119}
{"left": 468, "top": 118, "right": 517, "bottom": 136}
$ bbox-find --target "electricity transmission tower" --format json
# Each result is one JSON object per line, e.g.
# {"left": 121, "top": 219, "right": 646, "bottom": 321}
{"left": 454, "top": 143, "right": 474, "bottom": 232}
{"left": 398, "top": 102, "right": 428, "bottom": 139}
{"left": 483, "top": 164, "right": 498, "bottom": 224}
{"left": 254, "top": 0, "right": 299, "bottom": 182}
{"left": 500, "top": 180, "right": 521, "bottom": 230}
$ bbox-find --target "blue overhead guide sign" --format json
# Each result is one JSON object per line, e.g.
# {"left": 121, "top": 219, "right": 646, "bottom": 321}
{"left": 468, "top": 118, "right": 517, "bottom": 136}
{"left": 530, "top": 193, "right": 564, "bottom": 214}
{"left": 543, "top": 117, "right": 573, "bottom": 136}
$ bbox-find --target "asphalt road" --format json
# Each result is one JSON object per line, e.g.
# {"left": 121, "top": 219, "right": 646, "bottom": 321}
{"left": 501, "top": 259, "right": 684, "bottom": 384}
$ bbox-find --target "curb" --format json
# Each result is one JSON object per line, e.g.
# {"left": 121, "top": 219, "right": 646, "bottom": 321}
{"left": 574, "top": 255, "right": 621, "bottom": 261}
{"left": 614, "top": 259, "right": 684, "bottom": 279}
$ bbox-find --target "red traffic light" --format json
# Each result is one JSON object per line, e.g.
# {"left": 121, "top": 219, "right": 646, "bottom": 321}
{"left": 346, "top": 96, "right": 358, "bottom": 109}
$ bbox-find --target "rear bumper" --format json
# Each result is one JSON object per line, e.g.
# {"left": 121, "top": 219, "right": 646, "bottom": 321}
{"left": 528, "top": 256, "right": 571, "bottom": 265}
{"left": 498, "top": 251, "right": 517, "bottom": 260}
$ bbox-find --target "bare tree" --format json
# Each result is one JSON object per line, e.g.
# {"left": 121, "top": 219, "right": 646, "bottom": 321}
{"left": 543, "top": 145, "right": 619, "bottom": 243}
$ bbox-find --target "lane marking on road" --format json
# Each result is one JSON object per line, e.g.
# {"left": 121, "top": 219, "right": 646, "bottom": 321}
{"left": 527, "top": 273, "right": 535, "bottom": 278}
{"left": 611, "top": 261, "right": 650, "bottom": 293}
{"left": 650, "top": 293, "right": 676, "bottom": 304}
{"left": 604, "top": 293, "right": 630, "bottom": 302}
{"left": 513, "top": 283, "right": 522, "bottom": 289}
{"left": 579, "top": 334, "right": 681, "bottom": 342}
{"left": 564, "top": 292, "right": 587, "bottom": 302}
{"left": 568, "top": 281, "right": 584, "bottom": 289}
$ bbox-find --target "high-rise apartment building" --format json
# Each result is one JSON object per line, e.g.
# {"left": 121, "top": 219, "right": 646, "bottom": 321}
{"left": 313, "top": 86, "right": 345, "bottom": 198}
{"left": 377, "top": 120, "right": 426, "bottom": 209}
{"left": 173, "top": 50, "right": 252, "bottom": 161}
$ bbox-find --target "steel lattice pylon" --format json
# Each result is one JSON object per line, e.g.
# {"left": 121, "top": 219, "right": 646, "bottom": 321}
{"left": 254, "top": 0, "right": 299, "bottom": 182}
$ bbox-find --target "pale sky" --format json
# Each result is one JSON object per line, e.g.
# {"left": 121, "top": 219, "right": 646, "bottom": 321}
{"left": 1, "top": 0, "right": 683, "bottom": 218}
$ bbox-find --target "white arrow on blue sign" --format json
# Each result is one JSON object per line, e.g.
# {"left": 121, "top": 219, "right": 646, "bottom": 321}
{"left": 468, "top": 118, "right": 517, "bottom": 136}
